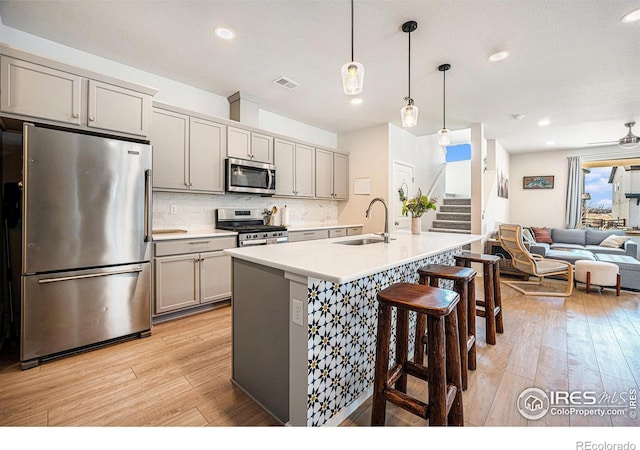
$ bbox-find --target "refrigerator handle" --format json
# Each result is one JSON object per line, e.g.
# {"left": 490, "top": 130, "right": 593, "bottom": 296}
{"left": 38, "top": 267, "right": 143, "bottom": 284}
{"left": 144, "top": 169, "right": 152, "bottom": 242}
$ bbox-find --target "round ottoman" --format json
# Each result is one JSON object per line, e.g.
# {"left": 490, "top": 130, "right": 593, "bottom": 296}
{"left": 574, "top": 260, "right": 620, "bottom": 296}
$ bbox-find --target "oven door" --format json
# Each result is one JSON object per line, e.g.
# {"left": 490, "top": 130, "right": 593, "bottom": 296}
{"left": 226, "top": 158, "right": 276, "bottom": 195}
{"left": 238, "top": 234, "right": 288, "bottom": 247}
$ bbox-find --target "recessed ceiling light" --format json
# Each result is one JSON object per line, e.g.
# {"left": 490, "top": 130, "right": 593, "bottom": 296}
{"left": 546, "top": 141, "right": 555, "bottom": 146}
{"left": 538, "top": 119, "right": 551, "bottom": 126}
{"left": 488, "top": 51, "right": 509, "bottom": 62}
{"left": 621, "top": 7, "right": 640, "bottom": 23}
{"left": 214, "top": 27, "right": 235, "bottom": 40}
{"left": 350, "top": 98, "right": 363, "bottom": 105}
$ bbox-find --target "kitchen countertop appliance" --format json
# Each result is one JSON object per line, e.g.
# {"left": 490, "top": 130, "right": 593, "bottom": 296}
{"left": 20, "top": 124, "right": 152, "bottom": 370}
{"left": 216, "top": 208, "right": 287, "bottom": 247}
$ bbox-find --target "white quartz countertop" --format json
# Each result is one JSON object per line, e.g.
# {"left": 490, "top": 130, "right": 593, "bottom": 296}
{"left": 152, "top": 228, "right": 237, "bottom": 241}
{"left": 224, "top": 230, "right": 484, "bottom": 284}
{"left": 287, "top": 224, "right": 364, "bottom": 232}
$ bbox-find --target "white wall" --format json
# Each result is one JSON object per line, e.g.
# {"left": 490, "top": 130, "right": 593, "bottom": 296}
{"left": 509, "top": 144, "right": 635, "bottom": 228}
{"left": 388, "top": 124, "right": 445, "bottom": 231}
{"left": 445, "top": 160, "right": 471, "bottom": 198}
{"left": 337, "top": 124, "right": 389, "bottom": 234}
{"left": 470, "top": 123, "right": 486, "bottom": 238}
{"left": 483, "top": 139, "right": 510, "bottom": 236}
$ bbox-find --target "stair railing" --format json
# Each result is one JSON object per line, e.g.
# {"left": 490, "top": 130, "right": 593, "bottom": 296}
{"left": 427, "top": 163, "right": 447, "bottom": 199}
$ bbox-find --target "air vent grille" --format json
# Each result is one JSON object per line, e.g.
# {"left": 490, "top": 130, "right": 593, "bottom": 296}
{"left": 273, "top": 76, "right": 300, "bottom": 90}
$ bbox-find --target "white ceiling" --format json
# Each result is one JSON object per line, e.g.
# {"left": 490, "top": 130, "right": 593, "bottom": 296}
{"left": 0, "top": 0, "right": 638, "bottom": 154}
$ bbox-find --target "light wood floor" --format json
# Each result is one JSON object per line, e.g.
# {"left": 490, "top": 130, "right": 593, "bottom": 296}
{"left": 1, "top": 278, "right": 639, "bottom": 427}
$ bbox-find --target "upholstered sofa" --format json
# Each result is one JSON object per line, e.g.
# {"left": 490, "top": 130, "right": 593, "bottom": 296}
{"left": 526, "top": 227, "right": 638, "bottom": 263}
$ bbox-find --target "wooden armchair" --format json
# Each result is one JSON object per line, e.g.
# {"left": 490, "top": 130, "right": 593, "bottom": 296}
{"left": 498, "top": 224, "right": 574, "bottom": 297}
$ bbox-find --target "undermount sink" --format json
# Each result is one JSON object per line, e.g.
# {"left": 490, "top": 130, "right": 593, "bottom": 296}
{"left": 336, "top": 237, "right": 393, "bottom": 245}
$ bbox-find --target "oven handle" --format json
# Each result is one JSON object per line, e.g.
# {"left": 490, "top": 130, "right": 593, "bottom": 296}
{"left": 241, "top": 239, "right": 268, "bottom": 246}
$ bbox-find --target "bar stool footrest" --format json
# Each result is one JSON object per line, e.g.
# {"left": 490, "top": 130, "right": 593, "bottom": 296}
{"left": 385, "top": 387, "right": 429, "bottom": 420}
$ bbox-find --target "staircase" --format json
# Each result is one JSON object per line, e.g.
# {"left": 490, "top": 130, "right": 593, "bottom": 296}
{"left": 429, "top": 198, "right": 471, "bottom": 234}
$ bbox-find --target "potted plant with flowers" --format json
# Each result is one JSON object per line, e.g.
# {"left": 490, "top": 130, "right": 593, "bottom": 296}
{"left": 401, "top": 188, "right": 437, "bottom": 235}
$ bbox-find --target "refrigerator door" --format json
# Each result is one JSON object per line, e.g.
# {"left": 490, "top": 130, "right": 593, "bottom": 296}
{"left": 21, "top": 262, "right": 151, "bottom": 364}
{"left": 22, "top": 125, "right": 152, "bottom": 274}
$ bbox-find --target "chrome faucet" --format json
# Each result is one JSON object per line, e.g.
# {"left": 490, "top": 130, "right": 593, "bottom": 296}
{"left": 365, "top": 197, "right": 390, "bottom": 243}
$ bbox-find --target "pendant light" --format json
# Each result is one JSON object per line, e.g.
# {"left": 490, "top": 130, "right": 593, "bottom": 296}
{"left": 437, "top": 63, "right": 451, "bottom": 145}
{"left": 341, "top": 0, "right": 364, "bottom": 95}
{"left": 400, "top": 20, "right": 418, "bottom": 127}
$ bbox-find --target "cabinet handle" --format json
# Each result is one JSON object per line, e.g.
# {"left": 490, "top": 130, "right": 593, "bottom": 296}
{"left": 189, "top": 241, "right": 211, "bottom": 245}
{"left": 72, "top": 113, "right": 79, "bottom": 118}
{"left": 89, "top": 116, "right": 95, "bottom": 121}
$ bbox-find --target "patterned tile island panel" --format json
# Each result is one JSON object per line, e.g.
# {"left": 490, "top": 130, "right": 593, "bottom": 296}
{"left": 306, "top": 247, "right": 461, "bottom": 427}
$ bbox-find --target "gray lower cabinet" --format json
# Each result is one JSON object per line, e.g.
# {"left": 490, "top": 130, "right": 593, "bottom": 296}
{"left": 288, "top": 229, "right": 330, "bottom": 242}
{"left": 288, "top": 226, "right": 362, "bottom": 242}
{"left": 346, "top": 226, "right": 363, "bottom": 236}
{"left": 153, "top": 237, "right": 236, "bottom": 316}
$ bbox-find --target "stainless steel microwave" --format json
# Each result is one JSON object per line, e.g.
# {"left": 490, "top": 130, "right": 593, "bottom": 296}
{"left": 226, "top": 158, "right": 276, "bottom": 195}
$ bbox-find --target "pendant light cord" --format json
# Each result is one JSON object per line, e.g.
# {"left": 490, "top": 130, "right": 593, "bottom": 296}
{"left": 408, "top": 29, "right": 411, "bottom": 99}
{"left": 442, "top": 68, "right": 446, "bottom": 128}
{"left": 351, "top": 0, "right": 354, "bottom": 62}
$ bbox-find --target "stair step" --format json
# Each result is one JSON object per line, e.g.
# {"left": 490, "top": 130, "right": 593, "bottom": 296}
{"left": 439, "top": 205, "right": 471, "bottom": 213}
{"left": 432, "top": 220, "right": 471, "bottom": 230}
{"left": 443, "top": 198, "right": 471, "bottom": 206}
{"left": 428, "top": 228, "right": 472, "bottom": 234}
{"left": 436, "top": 212, "right": 471, "bottom": 221}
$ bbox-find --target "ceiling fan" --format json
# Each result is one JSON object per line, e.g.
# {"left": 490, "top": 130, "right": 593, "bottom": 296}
{"left": 589, "top": 122, "right": 640, "bottom": 149}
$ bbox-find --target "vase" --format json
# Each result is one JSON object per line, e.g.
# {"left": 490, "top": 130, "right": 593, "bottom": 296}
{"left": 411, "top": 216, "right": 422, "bottom": 235}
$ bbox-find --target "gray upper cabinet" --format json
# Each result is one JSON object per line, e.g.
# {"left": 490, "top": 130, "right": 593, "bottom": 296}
{"left": 315, "top": 148, "right": 349, "bottom": 201}
{"left": 87, "top": 79, "right": 151, "bottom": 137}
{"left": 151, "top": 104, "right": 226, "bottom": 193}
{"left": 151, "top": 108, "right": 188, "bottom": 190}
{"left": 333, "top": 152, "right": 349, "bottom": 200}
{"left": 0, "top": 48, "right": 156, "bottom": 139}
{"left": 274, "top": 138, "right": 315, "bottom": 197}
{"left": 0, "top": 56, "right": 82, "bottom": 126}
{"left": 227, "top": 126, "right": 273, "bottom": 163}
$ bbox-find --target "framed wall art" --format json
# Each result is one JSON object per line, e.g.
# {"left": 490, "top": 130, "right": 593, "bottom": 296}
{"left": 523, "top": 175, "right": 554, "bottom": 189}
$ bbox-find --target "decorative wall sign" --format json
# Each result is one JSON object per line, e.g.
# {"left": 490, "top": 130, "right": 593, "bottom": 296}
{"left": 523, "top": 175, "right": 554, "bottom": 189}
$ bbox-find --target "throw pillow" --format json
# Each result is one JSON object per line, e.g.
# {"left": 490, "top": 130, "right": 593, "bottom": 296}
{"left": 522, "top": 227, "right": 536, "bottom": 245}
{"left": 599, "top": 234, "right": 630, "bottom": 248}
{"left": 531, "top": 226, "right": 553, "bottom": 244}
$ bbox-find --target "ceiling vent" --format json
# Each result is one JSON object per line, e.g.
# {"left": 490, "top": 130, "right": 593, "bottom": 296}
{"left": 273, "top": 76, "right": 300, "bottom": 91}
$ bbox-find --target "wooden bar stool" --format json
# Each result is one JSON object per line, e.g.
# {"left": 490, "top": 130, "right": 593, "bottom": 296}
{"left": 454, "top": 252, "right": 504, "bottom": 345}
{"left": 416, "top": 264, "right": 477, "bottom": 391}
{"left": 371, "top": 282, "right": 464, "bottom": 426}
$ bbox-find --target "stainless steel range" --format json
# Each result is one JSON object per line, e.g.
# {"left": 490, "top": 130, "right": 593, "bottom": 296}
{"left": 216, "top": 208, "right": 288, "bottom": 247}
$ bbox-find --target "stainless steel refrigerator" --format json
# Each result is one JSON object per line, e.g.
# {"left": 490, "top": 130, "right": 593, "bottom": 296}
{"left": 20, "top": 124, "right": 152, "bottom": 369}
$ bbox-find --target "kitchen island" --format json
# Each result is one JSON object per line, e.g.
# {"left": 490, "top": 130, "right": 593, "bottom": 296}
{"left": 224, "top": 230, "right": 483, "bottom": 427}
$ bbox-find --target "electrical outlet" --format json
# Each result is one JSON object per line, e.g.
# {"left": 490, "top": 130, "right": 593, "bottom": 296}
{"left": 170, "top": 204, "right": 177, "bottom": 214}
{"left": 292, "top": 299, "right": 303, "bottom": 326}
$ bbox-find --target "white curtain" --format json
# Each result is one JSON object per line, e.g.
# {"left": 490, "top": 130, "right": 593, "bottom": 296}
{"left": 565, "top": 156, "right": 582, "bottom": 229}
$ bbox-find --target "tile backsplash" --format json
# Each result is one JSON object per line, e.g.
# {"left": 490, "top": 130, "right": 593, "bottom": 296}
{"left": 153, "top": 192, "right": 338, "bottom": 230}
